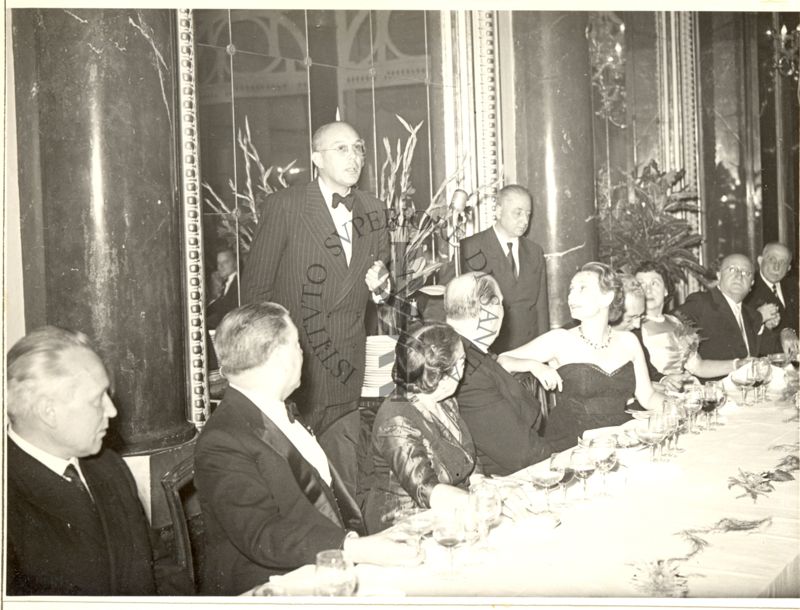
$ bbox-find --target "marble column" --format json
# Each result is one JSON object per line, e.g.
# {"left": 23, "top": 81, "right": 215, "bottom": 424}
{"left": 511, "top": 12, "right": 598, "bottom": 327}
{"left": 13, "top": 9, "right": 195, "bottom": 453}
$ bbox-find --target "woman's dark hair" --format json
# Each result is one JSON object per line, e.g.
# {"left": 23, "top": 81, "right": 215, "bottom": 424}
{"left": 392, "top": 322, "right": 463, "bottom": 395}
{"left": 580, "top": 262, "right": 625, "bottom": 323}
{"left": 633, "top": 260, "right": 674, "bottom": 300}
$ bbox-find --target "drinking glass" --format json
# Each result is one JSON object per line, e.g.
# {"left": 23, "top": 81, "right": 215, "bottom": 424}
{"left": 590, "top": 437, "right": 617, "bottom": 495}
{"left": 663, "top": 398, "right": 686, "bottom": 453}
{"left": 314, "top": 550, "right": 357, "bottom": 596}
{"left": 731, "top": 361, "right": 755, "bottom": 406}
{"left": 683, "top": 387, "right": 703, "bottom": 434}
{"left": 432, "top": 507, "right": 467, "bottom": 574}
{"left": 755, "top": 357, "right": 773, "bottom": 402}
{"left": 570, "top": 446, "right": 596, "bottom": 500}
{"left": 468, "top": 483, "right": 503, "bottom": 544}
{"left": 529, "top": 458, "right": 566, "bottom": 512}
{"left": 751, "top": 358, "right": 770, "bottom": 405}
{"left": 701, "top": 381, "right": 724, "bottom": 430}
{"left": 635, "top": 414, "right": 666, "bottom": 462}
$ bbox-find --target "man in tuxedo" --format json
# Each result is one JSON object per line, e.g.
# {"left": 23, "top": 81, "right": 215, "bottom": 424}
{"left": 445, "top": 272, "right": 551, "bottom": 476}
{"left": 241, "top": 121, "right": 391, "bottom": 499}
{"left": 6, "top": 327, "right": 158, "bottom": 595}
{"left": 676, "top": 253, "right": 778, "bottom": 369}
{"left": 459, "top": 185, "right": 549, "bottom": 353}
{"left": 206, "top": 247, "right": 239, "bottom": 330}
{"left": 194, "top": 303, "right": 420, "bottom": 595}
{"left": 744, "top": 242, "right": 798, "bottom": 355}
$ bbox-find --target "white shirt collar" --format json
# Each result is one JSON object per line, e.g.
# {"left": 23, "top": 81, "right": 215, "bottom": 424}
{"left": 492, "top": 224, "right": 518, "bottom": 247}
{"left": 760, "top": 271, "right": 782, "bottom": 293}
{"left": 8, "top": 425, "right": 81, "bottom": 478}
{"left": 228, "top": 383, "right": 332, "bottom": 485}
{"left": 721, "top": 290, "right": 743, "bottom": 314}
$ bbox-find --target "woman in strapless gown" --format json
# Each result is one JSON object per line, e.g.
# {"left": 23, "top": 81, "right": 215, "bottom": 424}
{"left": 498, "top": 262, "right": 665, "bottom": 452}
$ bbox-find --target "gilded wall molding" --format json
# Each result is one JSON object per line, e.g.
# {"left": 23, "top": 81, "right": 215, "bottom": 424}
{"left": 176, "top": 9, "right": 210, "bottom": 428}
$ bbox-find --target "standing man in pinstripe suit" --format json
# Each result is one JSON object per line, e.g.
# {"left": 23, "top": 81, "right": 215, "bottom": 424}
{"left": 241, "top": 121, "right": 391, "bottom": 498}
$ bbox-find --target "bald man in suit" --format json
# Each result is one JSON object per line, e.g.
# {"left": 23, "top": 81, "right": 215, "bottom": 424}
{"left": 241, "top": 121, "right": 391, "bottom": 499}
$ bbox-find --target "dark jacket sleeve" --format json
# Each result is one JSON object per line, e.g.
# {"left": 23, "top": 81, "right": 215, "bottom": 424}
{"left": 373, "top": 415, "right": 441, "bottom": 508}
{"left": 240, "top": 192, "right": 289, "bottom": 304}
{"left": 457, "top": 361, "right": 552, "bottom": 476}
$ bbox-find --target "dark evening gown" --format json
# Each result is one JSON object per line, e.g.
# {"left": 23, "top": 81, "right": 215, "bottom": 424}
{"left": 543, "top": 362, "right": 636, "bottom": 452}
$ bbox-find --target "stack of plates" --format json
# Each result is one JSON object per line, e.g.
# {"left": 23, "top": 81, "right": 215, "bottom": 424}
{"left": 362, "top": 335, "right": 397, "bottom": 398}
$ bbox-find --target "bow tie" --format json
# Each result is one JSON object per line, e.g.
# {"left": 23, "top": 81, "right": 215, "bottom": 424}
{"left": 286, "top": 400, "right": 302, "bottom": 424}
{"left": 332, "top": 191, "right": 354, "bottom": 212}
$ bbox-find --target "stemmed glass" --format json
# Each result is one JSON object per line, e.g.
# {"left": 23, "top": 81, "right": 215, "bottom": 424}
{"left": 701, "top": 381, "right": 725, "bottom": 429}
{"left": 590, "top": 437, "right": 617, "bottom": 496}
{"left": 683, "top": 387, "right": 703, "bottom": 434}
{"left": 750, "top": 358, "right": 770, "bottom": 405}
{"left": 314, "top": 550, "right": 358, "bottom": 596}
{"left": 570, "top": 446, "right": 596, "bottom": 500}
{"left": 731, "top": 361, "right": 755, "bottom": 406}
{"left": 635, "top": 413, "right": 667, "bottom": 462}
{"left": 529, "top": 456, "right": 566, "bottom": 512}
{"left": 468, "top": 483, "right": 503, "bottom": 545}
{"left": 432, "top": 506, "right": 468, "bottom": 574}
{"left": 663, "top": 398, "right": 686, "bottom": 453}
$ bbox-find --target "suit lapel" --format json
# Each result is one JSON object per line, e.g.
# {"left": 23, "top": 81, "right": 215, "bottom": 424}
{"left": 8, "top": 440, "right": 105, "bottom": 545}
{"left": 229, "top": 389, "right": 345, "bottom": 529}
{"left": 330, "top": 190, "right": 371, "bottom": 311}
{"left": 300, "top": 182, "right": 349, "bottom": 290}
{"left": 484, "top": 230, "right": 516, "bottom": 285}
{"left": 711, "top": 288, "right": 751, "bottom": 354}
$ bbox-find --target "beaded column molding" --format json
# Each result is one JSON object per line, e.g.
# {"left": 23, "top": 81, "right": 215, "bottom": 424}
{"left": 176, "top": 9, "right": 210, "bottom": 428}
{"left": 471, "top": 10, "right": 502, "bottom": 232}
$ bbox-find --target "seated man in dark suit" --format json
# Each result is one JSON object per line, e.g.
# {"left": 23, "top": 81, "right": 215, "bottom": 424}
{"left": 194, "top": 302, "right": 420, "bottom": 596}
{"left": 676, "top": 253, "right": 777, "bottom": 372}
{"left": 459, "top": 185, "right": 549, "bottom": 353}
{"left": 445, "top": 272, "right": 552, "bottom": 476}
{"left": 744, "top": 241, "right": 797, "bottom": 355}
{"left": 6, "top": 327, "right": 158, "bottom": 595}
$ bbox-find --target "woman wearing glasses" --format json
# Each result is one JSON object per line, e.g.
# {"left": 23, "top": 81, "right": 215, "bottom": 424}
{"left": 364, "top": 322, "right": 475, "bottom": 533}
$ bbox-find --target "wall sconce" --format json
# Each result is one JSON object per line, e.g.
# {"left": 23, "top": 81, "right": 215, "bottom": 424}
{"left": 766, "top": 22, "right": 800, "bottom": 103}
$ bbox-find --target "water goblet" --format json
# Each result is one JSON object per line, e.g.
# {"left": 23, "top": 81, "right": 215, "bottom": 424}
{"left": 731, "top": 361, "right": 755, "bottom": 406}
{"left": 635, "top": 414, "right": 667, "bottom": 462}
{"left": 468, "top": 483, "right": 503, "bottom": 544}
{"left": 432, "top": 506, "right": 468, "bottom": 574}
{"left": 314, "top": 549, "right": 357, "bottom": 596}
{"left": 683, "top": 388, "right": 703, "bottom": 434}
{"left": 529, "top": 458, "right": 566, "bottom": 512}
{"left": 570, "top": 446, "right": 596, "bottom": 500}
{"left": 664, "top": 397, "right": 686, "bottom": 453}
{"left": 751, "top": 358, "right": 770, "bottom": 405}
{"left": 590, "top": 437, "right": 617, "bottom": 495}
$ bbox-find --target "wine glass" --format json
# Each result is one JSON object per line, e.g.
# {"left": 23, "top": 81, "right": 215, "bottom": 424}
{"left": 529, "top": 457, "right": 566, "bottom": 512}
{"left": 590, "top": 437, "right": 617, "bottom": 496}
{"left": 663, "top": 397, "right": 686, "bottom": 453}
{"left": 755, "top": 357, "right": 773, "bottom": 403}
{"left": 635, "top": 414, "right": 666, "bottom": 462}
{"left": 570, "top": 446, "right": 596, "bottom": 500}
{"left": 468, "top": 483, "right": 503, "bottom": 544}
{"left": 683, "top": 387, "right": 703, "bottom": 434}
{"left": 314, "top": 550, "right": 357, "bottom": 596}
{"left": 751, "top": 358, "right": 770, "bottom": 405}
{"left": 432, "top": 506, "right": 467, "bottom": 574}
{"left": 731, "top": 361, "right": 755, "bottom": 406}
{"left": 701, "top": 381, "right": 724, "bottom": 430}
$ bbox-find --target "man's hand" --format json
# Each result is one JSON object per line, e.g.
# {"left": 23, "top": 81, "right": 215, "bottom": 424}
{"left": 365, "top": 260, "right": 390, "bottom": 294}
{"left": 757, "top": 303, "right": 780, "bottom": 327}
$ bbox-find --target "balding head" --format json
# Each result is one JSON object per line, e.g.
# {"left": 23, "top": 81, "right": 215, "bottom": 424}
{"left": 717, "top": 253, "right": 754, "bottom": 303}
{"left": 759, "top": 242, "right": 792, "bottom": 284}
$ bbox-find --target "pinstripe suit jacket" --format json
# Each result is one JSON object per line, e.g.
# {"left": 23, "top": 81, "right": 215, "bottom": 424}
{"left": 242, "top": 181, "right": 390, "bottom": 432}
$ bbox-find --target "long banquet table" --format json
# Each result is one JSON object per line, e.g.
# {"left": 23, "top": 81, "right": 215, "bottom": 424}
{"left": 278, "top": 390, "right": 800, "bottom": 598}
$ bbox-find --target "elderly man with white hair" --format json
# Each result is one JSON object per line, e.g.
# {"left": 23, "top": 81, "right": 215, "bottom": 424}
{"left": 445, "top": 272, "right": 552, "bottom": 476}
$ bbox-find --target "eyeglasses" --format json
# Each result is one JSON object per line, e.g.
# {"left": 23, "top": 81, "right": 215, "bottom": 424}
{"left": 316, "top": 140, "right": 366, "bottom": 158}
{"left": 722, "top": 266, "right": 753, "bottom": 279}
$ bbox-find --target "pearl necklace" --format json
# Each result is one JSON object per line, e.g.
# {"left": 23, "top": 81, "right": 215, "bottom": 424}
{"left": 578, "top": 326, "right": 611, "bottom": 349}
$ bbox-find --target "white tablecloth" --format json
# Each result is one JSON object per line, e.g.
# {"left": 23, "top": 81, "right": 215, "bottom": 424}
{"left": 277, "top": 393, "right": 799, "bottom": 598}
